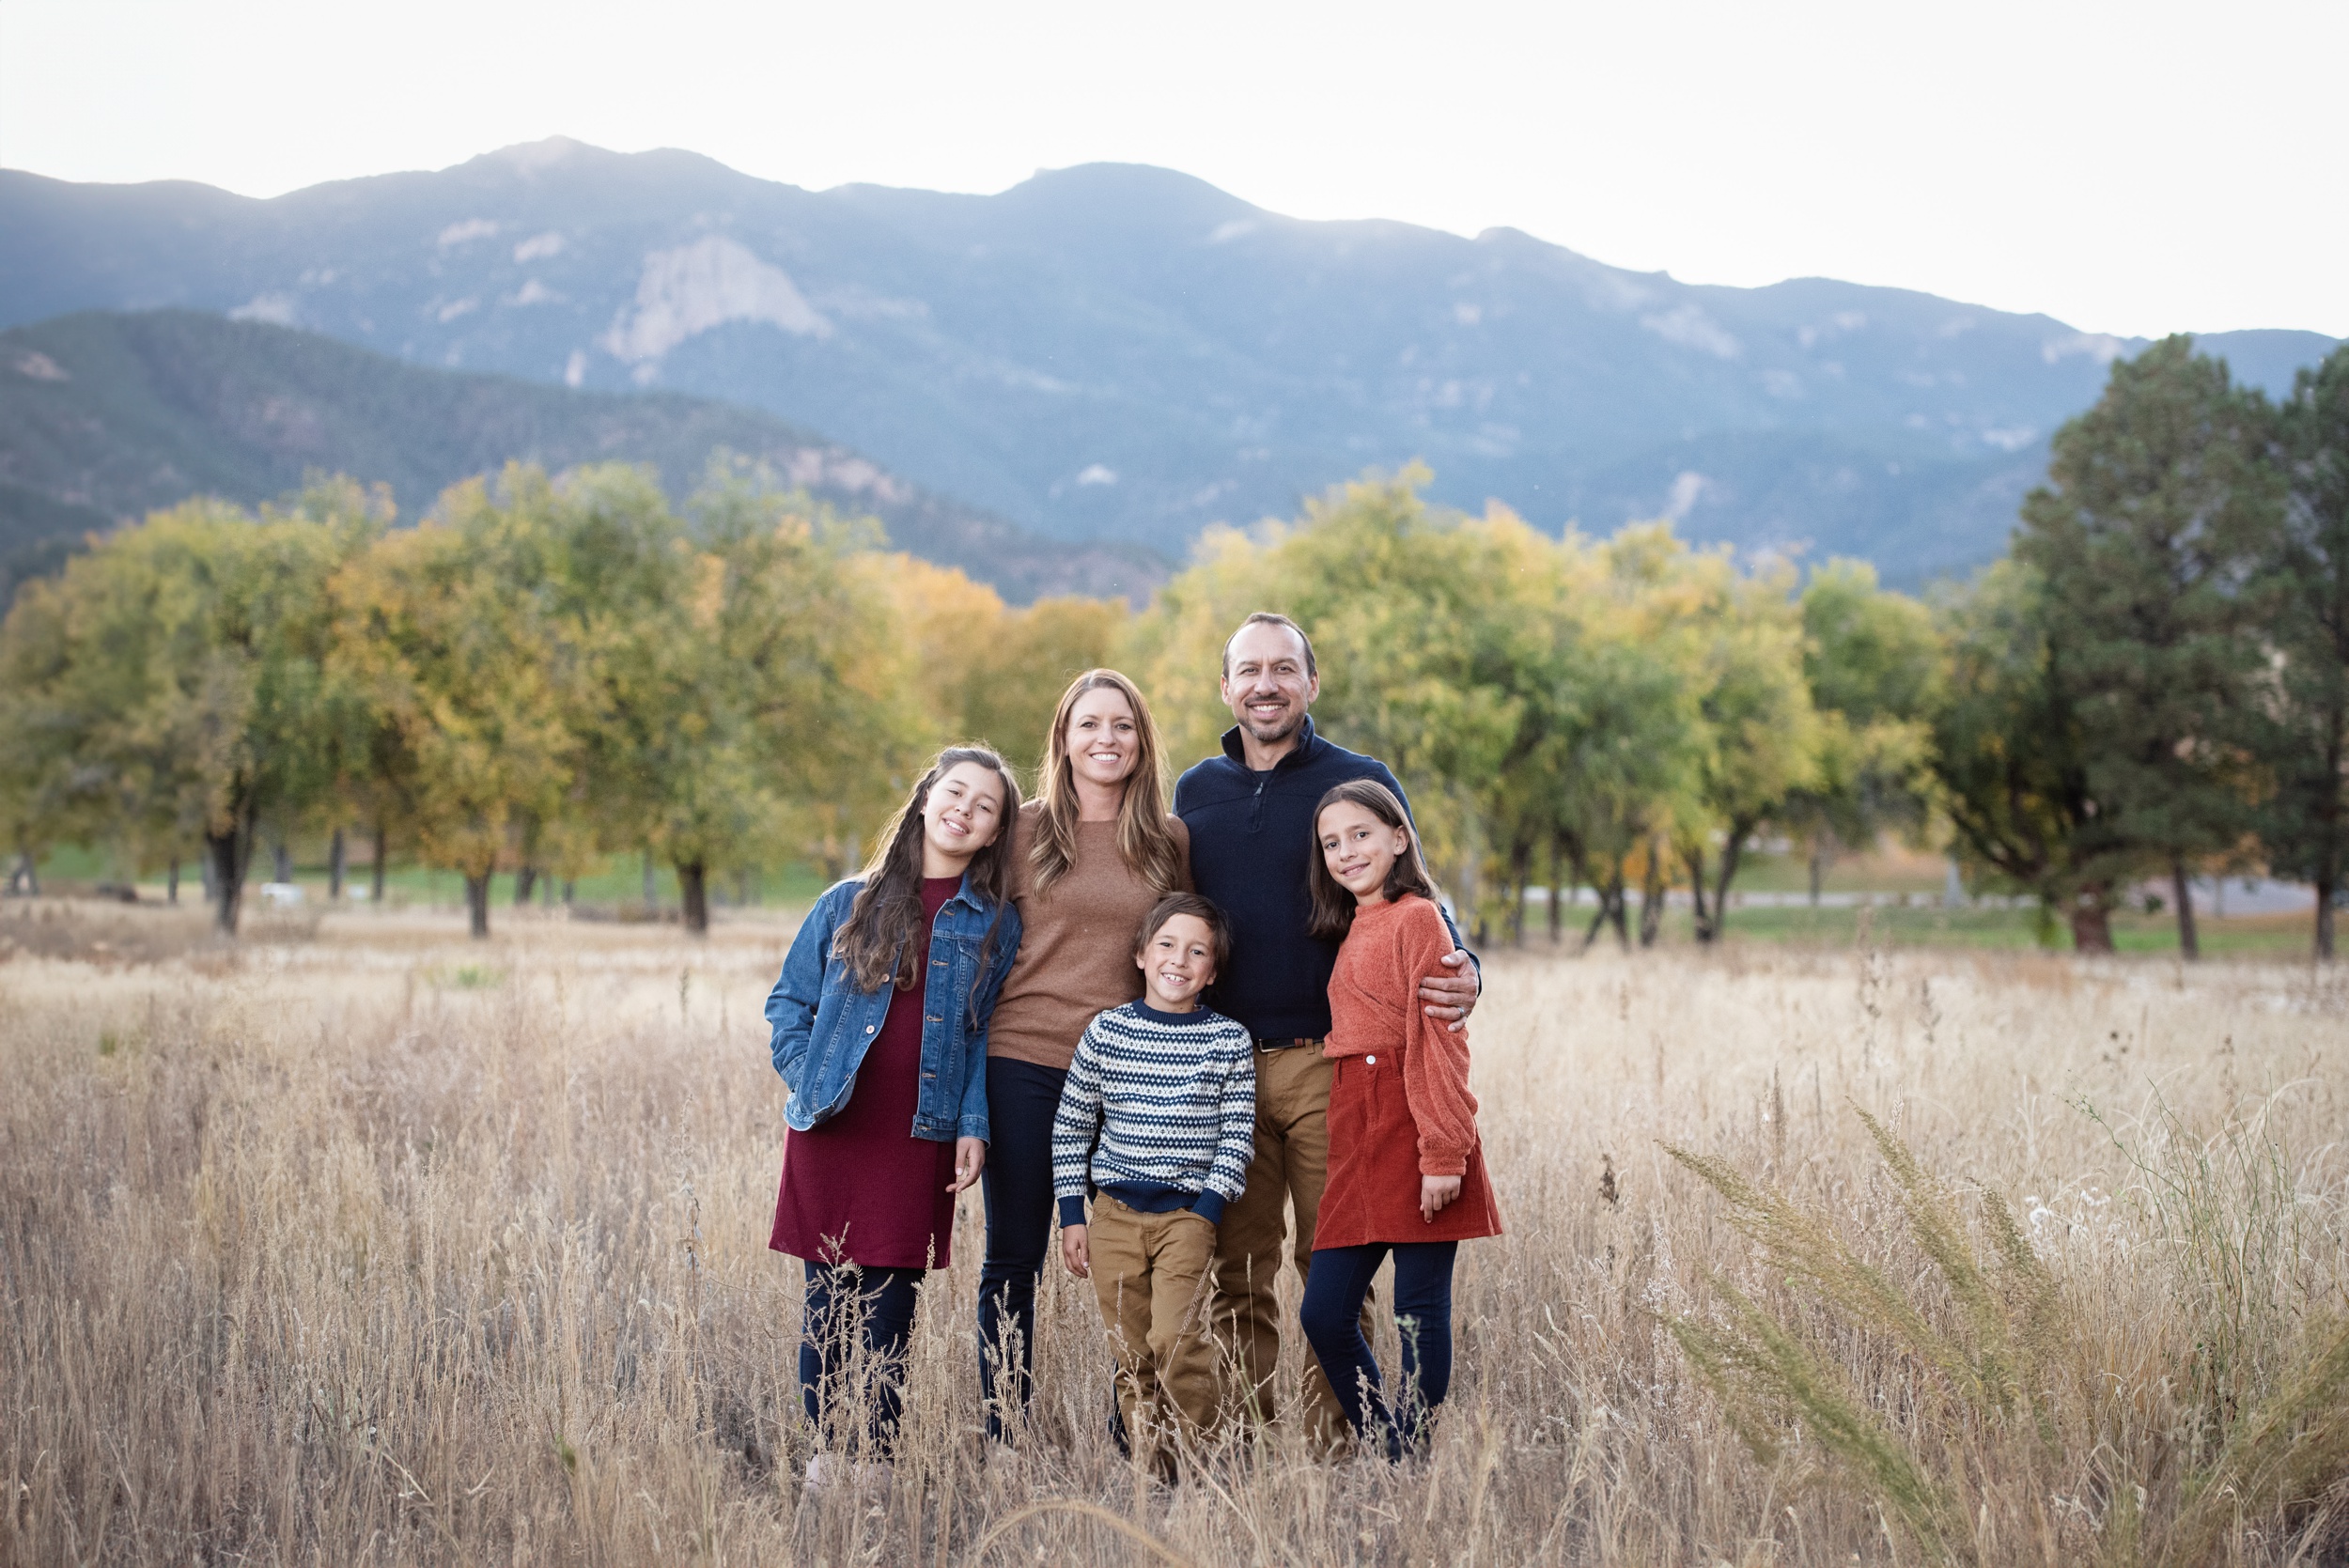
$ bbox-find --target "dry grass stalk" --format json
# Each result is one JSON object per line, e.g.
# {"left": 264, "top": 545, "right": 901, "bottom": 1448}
{"left": 0, "top": 901, "right": 2342, "bottom": 1565}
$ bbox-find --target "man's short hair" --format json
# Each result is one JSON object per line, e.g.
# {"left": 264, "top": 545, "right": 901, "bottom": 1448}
{"left": 1134, "top": 893, "right": 1231, "bottom": 978}
{"left": 1221, "top": 612, "right": 1317, "bottom": 680}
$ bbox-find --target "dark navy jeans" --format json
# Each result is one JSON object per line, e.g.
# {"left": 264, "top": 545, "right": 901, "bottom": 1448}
{"left": 978, "top": 1056, "right": 1066, "bottom": 1440}
{"left": 1298, "top": 1240, "right": 1459, "bottom": 1459}
{"left": 801, "top": 1260, "right": 924, "bottom": 1454}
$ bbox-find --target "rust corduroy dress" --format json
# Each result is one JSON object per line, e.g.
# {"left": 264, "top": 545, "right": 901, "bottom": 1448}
{"left": 1315, "top": 893, "right": 1502, "bottom": 1249}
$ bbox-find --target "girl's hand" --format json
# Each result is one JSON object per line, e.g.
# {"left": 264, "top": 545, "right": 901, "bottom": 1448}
{"left": 1061, "top": 1223, "right": 1091, "bottom": 1279}
{"left": 948, "top": 1137, "right": 987, "bottom": 1193}
{"left": 1421, "top": 1174, "right": 1462, "bottom": 1222}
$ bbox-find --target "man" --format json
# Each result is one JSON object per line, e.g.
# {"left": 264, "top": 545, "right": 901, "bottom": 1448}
{"left": 1173, "top": 611, "right": 1480, "bottom": 1442}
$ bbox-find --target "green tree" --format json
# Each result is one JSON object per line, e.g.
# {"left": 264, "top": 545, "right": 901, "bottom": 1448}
{"left": 2015, "top": 337, "right": 2279, "bottom": 957}
{"left": 2258, "top": 344, "right": 2349, "bottom": 959}
{"left": 1660, "top": 548, "right": 1821, "bottom": 944}
{"left": 1931, "top": 560, "right": 2133, "bottom": 950}
{"left": 329, "top": 468, "right": 580, "bottom": 939}
{"left": 582, "top": 468, "right": 926, "bottom": 934}
{"left": 0, "top": 486, "right": 377, "bottom": 931}
{"left": 1784, "top": 560, "right": 1943, "bottom": 903}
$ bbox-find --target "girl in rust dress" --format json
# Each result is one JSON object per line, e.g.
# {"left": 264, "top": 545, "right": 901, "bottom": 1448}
{"left": 1297, "top": 779, "right": 1501, "bottom": 1458}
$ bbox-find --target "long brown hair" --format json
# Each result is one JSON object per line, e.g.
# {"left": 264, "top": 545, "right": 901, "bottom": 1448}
{"left": 834, "top": 745, "right": 1023, "bottom": 996}
{"left": 1027, "top": 669, "right": 1187, "bottom": 899}
{"left": 1306, "top": 779, "right": 1439, "bottom": 941}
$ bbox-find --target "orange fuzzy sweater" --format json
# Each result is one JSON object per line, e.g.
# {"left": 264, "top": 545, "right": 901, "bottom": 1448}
{"left": 1315, "top": 893, "right": 1501, "bottom": 1249}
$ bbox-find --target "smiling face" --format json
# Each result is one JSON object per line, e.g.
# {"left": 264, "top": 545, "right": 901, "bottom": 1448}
{"left": 1135, "top": 912, "right": 1218, "bottom": 1011}
{"left": 1064, "top": 683, "right": 1140, "bottom": 793}
{"left": 920, "top": 759, "right": 1007, "bottom": 875}
{"left": 1317, "top": 799, "right": 1409, "bottom": 907}
{"left": 1220, "top": 620, "right": 1318, "bottom": 750}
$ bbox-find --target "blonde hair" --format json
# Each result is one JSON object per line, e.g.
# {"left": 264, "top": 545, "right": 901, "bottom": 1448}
{"left": 1028, "top": 669, "right": 1187, "bottom": 900}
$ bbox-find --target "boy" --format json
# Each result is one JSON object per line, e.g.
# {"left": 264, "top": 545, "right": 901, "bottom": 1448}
{"left": 1053, "top": 893, "right": 1255, "bottom": 1473}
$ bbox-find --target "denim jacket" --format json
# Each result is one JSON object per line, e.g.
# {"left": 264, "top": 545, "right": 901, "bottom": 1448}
{"left": 764, "top": 872, "right": 1020, "bottom": 1142}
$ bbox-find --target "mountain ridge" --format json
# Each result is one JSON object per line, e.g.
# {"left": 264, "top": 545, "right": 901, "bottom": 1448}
{"left": 2, "top": 139, "right": 2333, "bottom": 583}
{"left": 0, "top": 308, "right": 1164, "bottom": 605}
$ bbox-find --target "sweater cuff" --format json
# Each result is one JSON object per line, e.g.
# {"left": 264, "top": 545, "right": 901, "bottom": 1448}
{"left": 1420, "top": 1152, "right": 1469, "bottom": 1177}
{"left": 1189, "top": 1190, "right": 1227, "bottom": 1226}
{"left": 1058, "top": 1195, "right": 1089, "bottom": 1229}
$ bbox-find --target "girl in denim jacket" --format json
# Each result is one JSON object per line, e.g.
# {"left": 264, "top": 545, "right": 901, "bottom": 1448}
{"left": 765, "top": 745, "right": 1023, "bottom": 1481}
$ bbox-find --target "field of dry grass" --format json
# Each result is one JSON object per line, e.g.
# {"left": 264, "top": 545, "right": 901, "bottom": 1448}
{"left": 3, "top": 896, "right": 2345, "bottom": 1566}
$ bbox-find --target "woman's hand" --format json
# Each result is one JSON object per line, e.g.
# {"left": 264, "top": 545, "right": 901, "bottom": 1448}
{"left": 1061, "top": 1222, "right": 1091, "bottom": 1279}
{"left": 947, "top": 1137, "right": 987, "bottom": 1193}
{"left": 1420, "top": 1173, "right": 1462, "bottom": 1222}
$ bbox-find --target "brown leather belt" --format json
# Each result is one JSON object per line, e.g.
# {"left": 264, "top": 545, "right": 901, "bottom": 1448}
{"left": 1253, "top": 1035, "right": 1324, "bottom": 1053}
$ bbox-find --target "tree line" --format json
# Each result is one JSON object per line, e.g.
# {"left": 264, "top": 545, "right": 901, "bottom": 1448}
{"left": 2, "top": 337, "right": 2343, "bottom": 956}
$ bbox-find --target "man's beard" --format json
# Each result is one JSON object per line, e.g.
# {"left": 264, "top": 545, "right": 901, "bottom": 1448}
{"left": 1242, "top": 705, "right": 1302, "bottom": 744}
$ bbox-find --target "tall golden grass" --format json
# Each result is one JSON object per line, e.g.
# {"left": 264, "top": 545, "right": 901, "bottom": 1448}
{"left": 2, "top": 899, "right": 2343, "bottom": 1566}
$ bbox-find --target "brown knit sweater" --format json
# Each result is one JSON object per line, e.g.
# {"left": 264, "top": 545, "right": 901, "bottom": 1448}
{"left": 988, "top": 801, "right": 1191, "bottom": 1070}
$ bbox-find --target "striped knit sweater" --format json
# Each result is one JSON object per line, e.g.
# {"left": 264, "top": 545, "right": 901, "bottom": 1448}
{"left": 1052, "top": 1001, "right": 1256, "bottom": 1228}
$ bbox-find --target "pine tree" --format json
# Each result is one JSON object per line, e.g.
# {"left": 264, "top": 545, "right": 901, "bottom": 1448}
{"left": 2013, "top": 337, "right": 2278, "bottom": 957}
{"left": 2258, "top": 345, "right": 2349, "bottom": 959}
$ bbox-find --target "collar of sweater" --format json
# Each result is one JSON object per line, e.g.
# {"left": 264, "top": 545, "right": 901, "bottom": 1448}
{"left": 1130, "top": 1000, "right": 1222, "bottom": 1028}
{"left": 1217, "top": 713, "right": 1323, "bottom": 771}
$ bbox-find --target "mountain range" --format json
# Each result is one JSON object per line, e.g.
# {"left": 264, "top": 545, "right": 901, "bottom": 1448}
{"left": 0, "top": 309, "right": 1159, "bottom": 605}
{"left": 1, "top": 138, "right": 2336, "bottom": 583}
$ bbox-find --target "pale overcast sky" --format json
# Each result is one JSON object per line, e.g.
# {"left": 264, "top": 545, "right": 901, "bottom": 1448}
{"left": 3, "top": 0, "right": 2342, "bottom": 338}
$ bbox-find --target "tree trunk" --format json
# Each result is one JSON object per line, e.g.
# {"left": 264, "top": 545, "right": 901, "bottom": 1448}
{"left": 513, "top": 865, "right": 537, "bottom": 907}
{"left": 1504, "top": 837, "right": 1532, "bottom": 946}
{"left": 1548, "top": 833, "right": 1565, "bottom": 946}
{"left": 327, "top": 829, "right": 346, "bottom": 900}
{"left": 1809, "top": 846, "right": 1825, "bottom": 907}
{"left": 1710, "top": 821, "right": 1750, "bottom": 944}
{"left": 272, "top": 838, "right": 293, "bottom": 884}
{"left": 371, "top": 815, "right": 387, "bottom": 905}
{"left": 2317, "top": 876, "right": 2337, "bottom": 962}
{"left": 1637, "top": 841, "right": 1667, "bottom": 948}
{"left": 206, "top": 825, "right": 247, "bottom": 936}
{"left": 7, "top": 847, "right": 39, "bottom": 896}
{"left": 641, "top": 849, "right": 657, "bottom": 909}
{"left": 2068, "top": 893, "right": 2115, "bottom": 954}
{"left": 2170, "top": 856, "right": 2201, "bottom": 961}
{"left": 1684, "top": 841, "right": 1716, "bottom": 944}
{"left": 561, "top": 878, "right": 575, "bottom": 907}
{"left": 464, "top": 875, "right": 491, "bottom": 939}
{"left": 166, "top": 857, "right": 179, "bottom": 906}
{"left": 679, "top": 862, "right": 709, "bottom": 936}
{"left": 199, "top": 846, "right": 217, "bottom": 904}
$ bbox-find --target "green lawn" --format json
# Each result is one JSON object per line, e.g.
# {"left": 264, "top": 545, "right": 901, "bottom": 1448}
{"left": 27, "top": 843, "right": 829, "bottom": 911}
{"left": 1523, "top": 899, "right": 2318, "bottom": 957}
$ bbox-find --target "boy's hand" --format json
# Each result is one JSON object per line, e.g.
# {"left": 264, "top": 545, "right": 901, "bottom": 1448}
{"left": 1420, "top": 1174, "right": 1462, "bottom": 1222}
{"left": 947, "top": 1137, "right": 987, "bottom": 1193}
{"left": 1061, "top": 1223, "right": 1090, "bottom": 1279}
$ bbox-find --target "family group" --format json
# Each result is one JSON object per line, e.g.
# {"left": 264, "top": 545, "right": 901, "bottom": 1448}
{"left": 762, "top": 613, "right": 1504, "bottom": 1483}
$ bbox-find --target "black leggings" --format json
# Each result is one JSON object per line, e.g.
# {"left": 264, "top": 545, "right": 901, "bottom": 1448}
{"left": 977, "top": 1056, "right": 1066, "bottom": 1440}
{"left": 1299, "top": 1240, "right": 1459, "bottom": 1459}
{"left": 801, "top": 1260, "right": 924, "bottom": 1454}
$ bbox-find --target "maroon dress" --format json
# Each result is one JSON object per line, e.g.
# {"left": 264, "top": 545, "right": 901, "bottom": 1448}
{"left": 770, "top": 877, "right": 964, "bottom": 1269}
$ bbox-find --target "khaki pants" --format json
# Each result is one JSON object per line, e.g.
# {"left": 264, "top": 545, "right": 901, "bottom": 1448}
{"left": 1087, "top": 1193, "right": 1222, "bottom": 1469}
{"left": 1209, "top": 1045, "right": 1359, "bottom": 1447}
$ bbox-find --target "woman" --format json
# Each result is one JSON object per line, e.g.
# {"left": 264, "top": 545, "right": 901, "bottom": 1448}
{"left": 979, "top": 670, "right": 1190, "bottom": 1440}
{"left": 764, "top": 745, "right": 1023, "bottom": 1481}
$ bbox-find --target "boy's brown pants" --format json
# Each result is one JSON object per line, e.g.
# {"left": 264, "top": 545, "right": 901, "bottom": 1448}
{"left": 1087, "top": 1193, "right": 1221, "bottom": 1465}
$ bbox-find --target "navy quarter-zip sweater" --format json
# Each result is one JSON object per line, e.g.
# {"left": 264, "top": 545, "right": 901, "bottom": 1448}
{"left": 1174, "top": 715, "right": 1468, "bottom": 1042}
